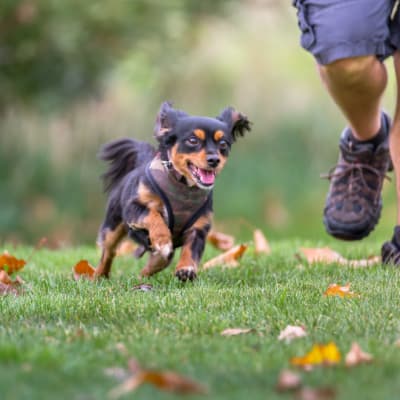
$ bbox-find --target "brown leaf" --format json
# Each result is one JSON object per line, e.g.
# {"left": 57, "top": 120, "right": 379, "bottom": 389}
{"left": 207, "top": 231, "right": 235, "bottom": 251}
{"left": 116, "top": 240, "right": 137, "bottom": 257}
{"left": 324, "top": 283, "right": 357, "bottom": 298}
{"left": 298, "top": 247, "right": 344, "bottom": 264}
{"left": 0, "top": 252, "right": 26, "bottom": 274}
{"left": 278, "top": 325, "right": 307, "bottom": 343}
{"left": 298, "top": 247, "right": 380, "bottom": 268}
{"left": 221, "top": 328, "right": 254, "bottom": 336}
{"left": 295, "top": 386, "right": 336, "bottom": 400}
{"left": 202, "top": 244, "right": 248, "bottom": 270}
{"left": 345, "top": 342, "right": 373, "bottom": 367}
{"left": 72, "top": 259, "right": 95, "bottom": 280}
{"left": 253, "top": 229, "right": 271, "bottom": 255}
{"left": 275, "top": 369, "right": 302, "bottom": 392}
{"left": 109, "top": 359, "right": 207, "bottom": 398}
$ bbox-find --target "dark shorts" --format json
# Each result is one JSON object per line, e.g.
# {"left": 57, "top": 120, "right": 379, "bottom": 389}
{"left": 293, "top": 0, "right": 400, "bottom": 65}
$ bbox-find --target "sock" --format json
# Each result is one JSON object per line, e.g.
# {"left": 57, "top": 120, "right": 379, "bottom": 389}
{"left": 348, "top": 113, "right": 388, "bottom": 149}
{"left": 392, "top": 226, "right": 400, "bottom": 249}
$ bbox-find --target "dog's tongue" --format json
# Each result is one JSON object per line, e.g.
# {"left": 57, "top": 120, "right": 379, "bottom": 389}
{"left": 199, "top": 168, "right": 215, "bottom": 185}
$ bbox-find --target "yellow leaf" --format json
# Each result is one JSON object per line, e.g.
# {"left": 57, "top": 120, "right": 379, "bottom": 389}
{"left": 290, "top": 342, "right": 341, "bottom": 369}
{"left": 324, "top": 283, "right": 357, "bottom": 298}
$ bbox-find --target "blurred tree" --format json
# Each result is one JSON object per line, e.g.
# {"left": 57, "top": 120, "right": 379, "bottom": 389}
{"left": 0, "top": 0, "right": 232, "bottom": 110}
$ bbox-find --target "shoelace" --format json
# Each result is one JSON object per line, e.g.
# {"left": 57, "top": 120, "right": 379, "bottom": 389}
{"left": 321, "top": 162, "right": 391, "bottom": 202}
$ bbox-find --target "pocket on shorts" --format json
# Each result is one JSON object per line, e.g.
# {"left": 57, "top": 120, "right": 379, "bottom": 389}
{"left": 293, "top": 0, "right": 315, "bottom": 50}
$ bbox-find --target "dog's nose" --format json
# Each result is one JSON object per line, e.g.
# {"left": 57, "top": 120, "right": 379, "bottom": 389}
{"left": 206, "top": 154, "right": 220, "bottom": 168}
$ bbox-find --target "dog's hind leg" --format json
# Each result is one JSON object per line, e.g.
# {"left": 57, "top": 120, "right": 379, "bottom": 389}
{"left": 95, "top": 223, "right": 127, "bottom": 278}
{"left": 140, "top": 251, "right": 174, "bottom": 278}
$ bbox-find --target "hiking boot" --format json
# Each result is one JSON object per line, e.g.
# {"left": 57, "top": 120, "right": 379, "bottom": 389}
{"left": 323, "top": 113, "right": 391, "bottom": 240}
{"left": 382, "top": 226, "right": 400, "bottom": 266}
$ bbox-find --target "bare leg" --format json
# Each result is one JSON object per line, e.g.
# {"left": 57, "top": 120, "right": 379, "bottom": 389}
{"left": 391, "top": 51, "right": 400, "bottom": 225}
{"left": 318, "top": 55, "right": 387, "bottom": 140}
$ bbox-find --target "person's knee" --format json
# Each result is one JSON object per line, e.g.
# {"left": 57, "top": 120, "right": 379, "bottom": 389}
{"left": 321, "top": 56, "right": 377, "bottom": 87}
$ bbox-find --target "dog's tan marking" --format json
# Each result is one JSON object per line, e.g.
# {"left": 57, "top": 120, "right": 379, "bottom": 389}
{"left": 214, "top": 130, "right": 224, "bottom": 141}
{"left": 194, "top": 129, "right": 206, "bottom": 141}
{"left": 137, "top": 182, "right": 164, "bottom": 212}
{"left": 95, "top": 223, "right": 127, "bottom": 278}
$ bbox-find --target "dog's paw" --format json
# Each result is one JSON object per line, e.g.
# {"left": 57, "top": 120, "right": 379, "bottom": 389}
{"left": 175, "top": 266, "right": 197, "bottom": 282}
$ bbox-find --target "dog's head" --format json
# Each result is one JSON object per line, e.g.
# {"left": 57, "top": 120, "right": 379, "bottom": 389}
{"left": 154, "top": 102, "right": 251, "bottom": 190}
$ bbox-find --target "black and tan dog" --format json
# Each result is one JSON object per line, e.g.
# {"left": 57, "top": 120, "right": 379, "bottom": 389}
{"left": 95, "top": 102, "right": 250, "bottom": 281}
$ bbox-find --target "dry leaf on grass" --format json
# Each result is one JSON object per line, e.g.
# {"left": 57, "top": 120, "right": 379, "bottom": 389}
{"left": 253, "top": 229, "right": 271, "bottom": 255}
{"left": 109, "top": 358, "right": 207, "bottom": 398}
{"left": 275, "top": 369, "right": 302, "bottom": 392}
{"left": 72, "top": 259, "right": 96, "bottom": 280}
{"left": 290, "top": 342, "right": 341, "bottom": 370}
{"left": 297, "top": 247, "right": 380, "bottom": 268}
{"left": 278, "top": 325, "right": 307, "bottom": 343}
{"left": 116, "top": 240, "right": 137, "bottom": 257}
{"left": 345, "top": 342, "right": 373, "bottom": 367}
{"left": 221, "top": 328, "right": 254, "bottom": 336}
{"left": 207, "top": 231, "right": 235, "bottom": 251}
{"left": 0, "top": 258, "right": 26, "bottom": 296}
{"left": 299, "top": 247, "right": 379, "bottom": 267}
{"left": 202, "top": 244, "right": 248, "bottom": 270}
{"left": 324, "top": 283, "right": 357, "bottom": 298}
{"left": 295, "top": 386, "right": 336, "bottom": 400}
{"left": 132, "top": 283, "right": 153, "bottom": 292}
{"left": 0, "top": 252, "right": 26, "bottom": 274}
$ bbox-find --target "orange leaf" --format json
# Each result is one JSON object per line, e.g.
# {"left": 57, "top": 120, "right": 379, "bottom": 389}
{"left": 345, "top": 342, "right": 373, "bottom": 367}
{"left": 253, "top": 229, "right": 271, "bottom": 255}
{"left": 207, "top": 231, "right": 235, "bottom": 251}
{"left": 72, "top": 259, "right": 96, "bottom": 280}
{"left": 290, "top": 342, "right": 341, "bottom": 369}
{"left": 0, "top": 252, "right": 26, "bottom": 274}
{"left": 324, "top": 283, "right": 356, "bottom": 298}
{"left": 109, "top": 359, "right": 207, "bottom": 399}
{"left": 221, "top": 328, "right": 254, "bottom": 336}
{"left": 202, "top": 244, "right": 248, "bottom": 270}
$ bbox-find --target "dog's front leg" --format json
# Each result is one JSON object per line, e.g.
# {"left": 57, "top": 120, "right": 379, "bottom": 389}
{"left": 175, "top": 214, "right": 212, "bottom": 282}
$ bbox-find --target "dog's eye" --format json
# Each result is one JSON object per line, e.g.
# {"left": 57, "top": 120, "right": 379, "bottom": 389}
{"left": 219, "top": 140, "right": 228, "bottom": 150}
{"left": 186, "top": 137, "right": 200, "bottom": 146}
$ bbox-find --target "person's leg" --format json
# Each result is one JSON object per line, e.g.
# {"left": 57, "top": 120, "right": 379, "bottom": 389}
{"left": 318, "top": 56, "right": 387, "bottom": 140}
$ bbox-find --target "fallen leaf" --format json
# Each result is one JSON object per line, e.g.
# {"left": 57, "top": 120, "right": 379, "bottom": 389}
{"left": 116, "top": 240, "right": 137, "bottom": 257}
{"left": 0, "top": 252, "right": 26, "bottom": 274}
{"left": 72, "top": 259, "right": 95, "bottom": 280}
{"left": 297, "top": 247, "right": 380, "bottom": 268}
{"left": 221, "top": 328, "right": 254, "bottom": 336}
{"left": 278, "top": 325, "right": 307, "bottom": 343}
{"left": 0, "top": 270, "right": 24, "bottom": 296}
{"left": 253, "top": 229, "right": 271, "bottom": 255}
{"left": 132, "top": 283, "right": 153, "bottom": 292}
{"left": 295, "top": 386, "right": 336, "bottom": 400}
{"left": 298, "top": 247, "right": 344, "bottom": 264}
{"left": 207, "top": 231, "right": 235, "bottom": 251}
{"left": 324, "top": 283, "right": 357, "bottom": 298}
{"left": 290, "top": 342, "right": 341, "bottom": 370}
{"left": 109, "top": 358, "right": 207, "bottom": 398}
{"left": 275, "top": 369, "right": 302, "bottom": 392}
{"left": 202, "top": 244, "right": 248, "bottom": 270}
{"left": 345, "top": 342, "right": 373, "bottom": 367}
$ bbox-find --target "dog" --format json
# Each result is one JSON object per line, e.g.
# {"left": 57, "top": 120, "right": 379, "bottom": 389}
{"left": 95, "top": 102, "right": 250, "bottom": 281}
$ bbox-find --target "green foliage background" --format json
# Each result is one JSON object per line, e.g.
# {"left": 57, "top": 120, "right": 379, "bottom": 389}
{"left": 0, "top": 0, "right": 398, "bottom": 245}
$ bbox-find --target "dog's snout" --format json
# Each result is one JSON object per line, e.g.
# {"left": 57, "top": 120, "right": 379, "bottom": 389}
{"left": 206, "top": 154, "right": 220, "bottom": 168}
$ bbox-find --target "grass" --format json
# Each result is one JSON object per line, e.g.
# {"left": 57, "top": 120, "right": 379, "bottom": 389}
{"left": 1, "top": 239, "right": 400, "bottom": 400}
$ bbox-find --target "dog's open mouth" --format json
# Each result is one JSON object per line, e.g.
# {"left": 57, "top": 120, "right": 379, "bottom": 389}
{"left": 188, "top": 162, "right": 216, "bottom": 188}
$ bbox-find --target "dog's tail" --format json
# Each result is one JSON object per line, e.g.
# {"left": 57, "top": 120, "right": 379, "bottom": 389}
{"left": 99, "top": 138, "right": 155, "bottom": 193}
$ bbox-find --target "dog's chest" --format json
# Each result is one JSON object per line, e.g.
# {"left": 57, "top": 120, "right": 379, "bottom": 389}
{"left": 147, "top": 157, "right": 211, "bottom": 243}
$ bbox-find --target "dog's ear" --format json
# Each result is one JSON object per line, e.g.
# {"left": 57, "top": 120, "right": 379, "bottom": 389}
{"left": 217, "top": 107, "right": 251, "bottom": 142}
{"left": 154, "top": 101, "right": 188, "bottom": 141}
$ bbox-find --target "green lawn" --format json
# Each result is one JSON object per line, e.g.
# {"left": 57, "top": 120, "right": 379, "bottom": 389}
{"left": 1, "top": 240, "right": 400, "bottom": 400}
